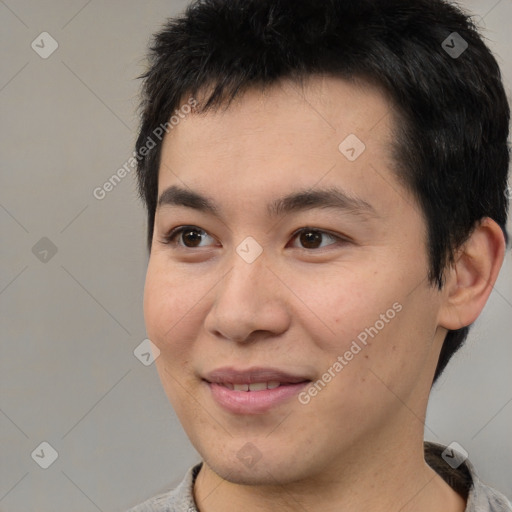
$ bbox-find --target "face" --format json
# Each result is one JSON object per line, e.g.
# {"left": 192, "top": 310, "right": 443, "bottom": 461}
{"left": 144, "top": 76, "right": 447, "bottom": 485}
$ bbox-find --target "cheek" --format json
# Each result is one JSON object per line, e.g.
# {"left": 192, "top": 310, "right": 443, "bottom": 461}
{"left": 143, "top": 263, "right": 169, "bottom": 346}
{"left": 295, "top": 264, "right": 435, "bottom": 392}
{"left": 291, "top": 267, "right": 396, "bottom": 353}
{"left": 143, "top": 259, "right": 200, "bottom": 354}
{"left": 144, "top": 260, "right": 205, "bottom": 411}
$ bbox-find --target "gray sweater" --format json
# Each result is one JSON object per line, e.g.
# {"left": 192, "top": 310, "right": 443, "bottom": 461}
{"left": 126, "top": 442, "right": 512, "bottom": 511}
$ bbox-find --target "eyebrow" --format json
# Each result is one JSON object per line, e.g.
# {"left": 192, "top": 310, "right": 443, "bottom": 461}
{"left": 157, "top": 184, "right": 377, "bottom": 219}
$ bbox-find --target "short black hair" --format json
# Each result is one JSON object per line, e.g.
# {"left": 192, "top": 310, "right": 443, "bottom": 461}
{"left": 135, "top": 0, "right": 510, "bottom": 383}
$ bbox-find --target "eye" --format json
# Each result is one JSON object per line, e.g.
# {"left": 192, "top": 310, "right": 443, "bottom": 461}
{"left": 160, "top": 225, "right": 217, "bottom": 248}
{"left": 159, "top": 225, "right": 348, "bottom": 251}
{"left": 289, "top": 228, "right": 346, "bottom": 250}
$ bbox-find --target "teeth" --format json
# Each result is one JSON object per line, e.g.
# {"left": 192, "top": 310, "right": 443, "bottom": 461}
{"left": 248, "top": 382, "right": 267, "bottom": 391}
{"left": 228, "top": 381, "right": 282, "bottom": 391}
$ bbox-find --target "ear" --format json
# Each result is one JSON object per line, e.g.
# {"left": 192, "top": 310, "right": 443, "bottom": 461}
{"left": 438, "top": 217, "right": 506, "bottom": 330}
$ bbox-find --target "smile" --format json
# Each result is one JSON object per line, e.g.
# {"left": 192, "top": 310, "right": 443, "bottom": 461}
{"left": 203, "top": 367, "right": 312, "bottom": 414}
{"left": 220, "top": 381, "right": 286, "bottom": 391}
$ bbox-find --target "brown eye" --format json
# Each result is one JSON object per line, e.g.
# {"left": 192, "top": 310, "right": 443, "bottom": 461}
{"left": 180, "top": 228, "right": 204, "bottom": 247}
{"left": 290, "top": 228, "right": 343, "bottom": 250}
{"left": 162, "top": 226, "right": 216, "bottom": 248}
{"left": 299, "top": 230, "right": 323, "bottom": 249}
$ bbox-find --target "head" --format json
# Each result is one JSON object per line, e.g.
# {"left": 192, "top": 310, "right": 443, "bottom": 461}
{"left": 136, "top": 0, "right": 509, "bottom": 485}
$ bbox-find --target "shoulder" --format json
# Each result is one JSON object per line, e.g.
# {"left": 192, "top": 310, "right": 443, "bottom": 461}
{"left": 425, "top": 442, "right": 512, "bottom": 512}
{"left": 125, "top": 463, "right": 202, "bottom": 512}
{"left": 468, "top": 471, "right": 512, "bottom": 512}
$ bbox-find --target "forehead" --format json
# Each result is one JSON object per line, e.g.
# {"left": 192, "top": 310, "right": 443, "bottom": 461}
{"left": 162, "top": 75, "right": 395, "bottom": 158}
{"left": 157, "top": 75, "right": 406, "bottom": 216}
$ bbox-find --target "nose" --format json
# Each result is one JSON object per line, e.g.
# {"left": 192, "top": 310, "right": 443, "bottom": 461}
{"left": 203, "top": 254, "right": 291, "bottom": 344}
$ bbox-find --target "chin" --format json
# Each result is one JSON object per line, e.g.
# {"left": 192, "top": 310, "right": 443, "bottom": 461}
{"left": 208, "top": 457, "right": 303, "bottom": 486}
{"left": 197, "top": 438, "right": 321, "bottom": 487}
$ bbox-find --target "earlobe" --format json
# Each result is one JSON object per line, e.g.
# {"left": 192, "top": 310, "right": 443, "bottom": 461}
{"left": 438, "top": 218, "right": 506, "bottom": 331}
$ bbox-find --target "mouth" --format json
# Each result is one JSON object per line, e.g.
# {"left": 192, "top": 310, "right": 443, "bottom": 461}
{"left": 216, "top": 381, "right": 289, "bottom": 391}
{"left": 203, "top": 367, "right": 312, "bottom": 414}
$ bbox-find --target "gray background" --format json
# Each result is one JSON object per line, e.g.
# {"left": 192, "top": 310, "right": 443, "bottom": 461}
{"left": 0, "top": 1, "right": 511, "bottom": 510}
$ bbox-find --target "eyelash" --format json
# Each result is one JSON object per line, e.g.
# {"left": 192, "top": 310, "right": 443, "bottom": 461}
{"left": 159, "top": 225, "right": 350, "bottom": 250}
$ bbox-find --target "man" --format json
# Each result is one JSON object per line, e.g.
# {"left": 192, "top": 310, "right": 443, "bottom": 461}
{"left": 127, "top": 0, "right": 511, "bottom": 510}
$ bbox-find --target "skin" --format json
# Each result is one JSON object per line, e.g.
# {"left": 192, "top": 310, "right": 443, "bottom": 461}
{"left": 143, "top": 75, "right": 505, "bottom": 512}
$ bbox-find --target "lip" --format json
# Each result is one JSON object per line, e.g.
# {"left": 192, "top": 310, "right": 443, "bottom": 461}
{"left": 203, "top": 366, "right": 311, "bottom": 414}
{"left": 204, "top": 366, "right": 310, "bottom": 385}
